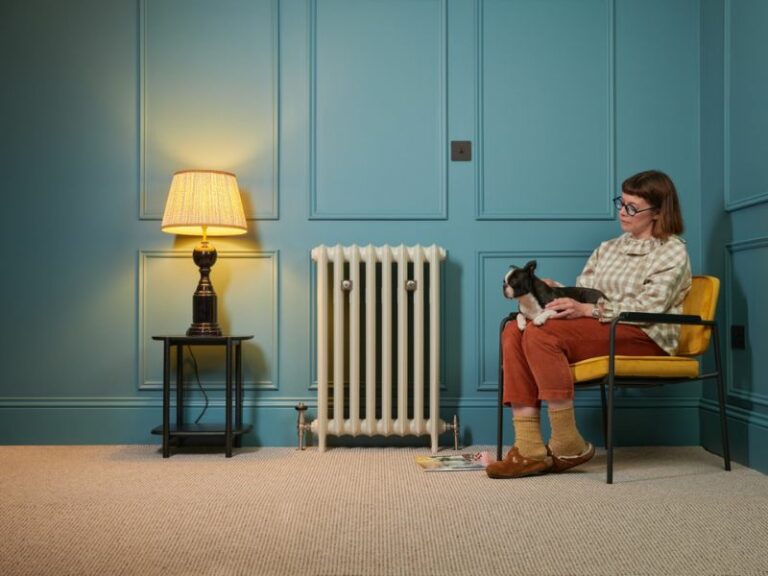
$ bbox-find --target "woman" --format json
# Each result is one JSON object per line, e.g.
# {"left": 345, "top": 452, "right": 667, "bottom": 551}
{"left": 487, "top": 169, "right": 692, "bottom": 479}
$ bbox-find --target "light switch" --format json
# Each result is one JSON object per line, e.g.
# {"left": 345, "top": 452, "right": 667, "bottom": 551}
{"left": 451, "top": 140, "right": 472, "bottom": 161}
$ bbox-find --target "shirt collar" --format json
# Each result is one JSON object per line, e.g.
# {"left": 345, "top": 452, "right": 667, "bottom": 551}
{"left": 621, "top": 233, "right": 662, "bottom": 255}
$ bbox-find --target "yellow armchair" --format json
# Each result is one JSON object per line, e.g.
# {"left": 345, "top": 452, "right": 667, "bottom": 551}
{"left": 496, "top": 275, "right": 731, "bottom": 484}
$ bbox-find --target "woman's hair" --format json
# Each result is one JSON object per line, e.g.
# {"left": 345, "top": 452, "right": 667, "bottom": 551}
{"left": 621, "top": 170, "right": 684, "bottom": 239}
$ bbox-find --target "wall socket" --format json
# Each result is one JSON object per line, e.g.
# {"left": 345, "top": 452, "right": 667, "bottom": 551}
{"left": 731, "top": 325, "right": 746, "bottom": 349}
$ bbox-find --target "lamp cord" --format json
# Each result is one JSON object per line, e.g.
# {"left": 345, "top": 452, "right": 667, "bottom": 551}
{"left": 185, "top": 346, "right": 209, "bottom": 424}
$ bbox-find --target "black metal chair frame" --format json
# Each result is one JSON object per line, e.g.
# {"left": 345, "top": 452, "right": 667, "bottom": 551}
{"left": 496, "top": 311, "right": 732, "bottom": 484}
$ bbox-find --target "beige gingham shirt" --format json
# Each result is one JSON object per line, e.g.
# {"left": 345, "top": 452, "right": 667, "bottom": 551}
{"left": 576, "top": 233, "right": 692, "bottom": 354}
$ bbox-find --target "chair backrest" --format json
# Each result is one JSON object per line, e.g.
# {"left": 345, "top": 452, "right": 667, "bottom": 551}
{"left": 676, "top": 275, "right": 719, "bottom": 356}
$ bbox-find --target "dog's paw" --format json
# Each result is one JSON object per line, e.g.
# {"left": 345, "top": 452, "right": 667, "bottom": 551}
{"left": 532, "top": 311, "right": 555, "bottom": 326}
{"left": 516, "top": 313, "right": 527, "bottom": 331}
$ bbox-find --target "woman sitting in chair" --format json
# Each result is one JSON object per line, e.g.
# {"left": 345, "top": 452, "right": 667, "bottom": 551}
{"left": 487, "top": 169, "right": 692, "bottom": 479}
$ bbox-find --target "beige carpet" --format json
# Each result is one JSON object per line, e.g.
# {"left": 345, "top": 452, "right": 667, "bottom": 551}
{"left": 1, "top": 445, "right": 766, "bottom": 576}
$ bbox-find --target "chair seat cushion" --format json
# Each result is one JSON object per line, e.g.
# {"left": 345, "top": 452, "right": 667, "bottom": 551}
{"left": 570, "top": 355, "right": 700, "bottom": 382}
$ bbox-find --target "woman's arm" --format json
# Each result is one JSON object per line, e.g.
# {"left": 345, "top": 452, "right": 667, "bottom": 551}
{"left": 544, "top": 298, "right": 595, "bottom": 319}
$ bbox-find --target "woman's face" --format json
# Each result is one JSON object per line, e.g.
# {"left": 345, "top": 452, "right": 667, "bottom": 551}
{"left": 617, "top": 193, "right": 657, "bottom": 239}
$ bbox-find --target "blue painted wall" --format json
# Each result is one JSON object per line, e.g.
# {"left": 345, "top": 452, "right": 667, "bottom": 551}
{"left": 699, "top": 0, "right": 768, "bottom": 473}
{"left": 0, "top": 0, "right": 764, "bottom": 472}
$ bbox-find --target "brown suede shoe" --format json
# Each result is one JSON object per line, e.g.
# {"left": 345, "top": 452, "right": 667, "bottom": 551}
{"left": 486, "top": 446, "right": 553, "bottom": 479}
{"left": 546, "top": 442, "right": 595, "bottom": 473}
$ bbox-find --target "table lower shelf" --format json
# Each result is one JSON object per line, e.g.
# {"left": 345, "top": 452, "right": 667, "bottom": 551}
{"left": 151, "top": 424, "right": 253, "bottom": 437}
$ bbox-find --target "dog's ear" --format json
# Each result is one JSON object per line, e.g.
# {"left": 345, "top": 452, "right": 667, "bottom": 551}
{"left": 524, "top": 260, "right": 537, "bottom": 274}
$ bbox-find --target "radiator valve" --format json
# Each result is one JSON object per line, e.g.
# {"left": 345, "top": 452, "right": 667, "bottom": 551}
{"left": 295, "top": 403, "right": 312, "bottom": 450}
{"left": 445, "top": 414, "right": 460, "bottom": 451}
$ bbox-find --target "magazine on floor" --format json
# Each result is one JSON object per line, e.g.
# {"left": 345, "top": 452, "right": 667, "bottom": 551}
{"left": 415, "top": 452, "right": 493, "bottom": 472}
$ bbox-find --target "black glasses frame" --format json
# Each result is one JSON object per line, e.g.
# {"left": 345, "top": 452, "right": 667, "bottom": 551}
{"left": 613, "top": 196, "right": 656, "bottom": 217}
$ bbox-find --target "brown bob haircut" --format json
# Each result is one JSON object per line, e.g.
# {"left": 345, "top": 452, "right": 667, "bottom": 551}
{"left": 621, "top": 170, "right": 684, "bottom": 240}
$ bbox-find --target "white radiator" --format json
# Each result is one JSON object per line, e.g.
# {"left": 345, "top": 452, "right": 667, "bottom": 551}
{"left": 306, "top": 244, "right": 455, "bottom": 453}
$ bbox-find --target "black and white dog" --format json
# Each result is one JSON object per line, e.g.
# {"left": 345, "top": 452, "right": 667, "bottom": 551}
{"left": 503, "top": 260, "right": 606, "bottom": 331}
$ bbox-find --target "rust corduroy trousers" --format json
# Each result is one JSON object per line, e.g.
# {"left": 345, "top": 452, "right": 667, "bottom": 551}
{"left": 502, "top": 317, "right": 666, "bottom": 407}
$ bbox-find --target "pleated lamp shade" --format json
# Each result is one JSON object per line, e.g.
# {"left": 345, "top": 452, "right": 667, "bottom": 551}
{"left": 161, "top": 170, "right": 247, "bottom": 237}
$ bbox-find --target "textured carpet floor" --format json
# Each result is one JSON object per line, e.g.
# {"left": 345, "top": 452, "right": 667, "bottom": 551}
{"left": 1, "top": 445, "right": 766, "bottom": 576}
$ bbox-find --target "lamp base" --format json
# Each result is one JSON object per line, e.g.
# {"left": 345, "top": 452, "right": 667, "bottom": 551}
{"left": 187, "top": 240, "right": 223, "bottom": 337}
{"left": 186, "top": 323, "right": 222, "bottom": 337}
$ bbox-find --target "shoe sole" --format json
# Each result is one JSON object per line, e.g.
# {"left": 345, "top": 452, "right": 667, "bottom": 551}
{"left": 486, "top": 467, "right": 551, "bottom": 479}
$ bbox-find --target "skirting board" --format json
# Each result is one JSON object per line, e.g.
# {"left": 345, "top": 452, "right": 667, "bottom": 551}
{"left": 0, "top": 396, "right": 706, "bottom": 449}
{"left": 701, "top": 398, "right": 768, "bottom": 475}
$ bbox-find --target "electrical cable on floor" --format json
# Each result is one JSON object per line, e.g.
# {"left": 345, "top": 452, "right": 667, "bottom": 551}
{"left": 186, "top": 346, "right": 209, "bottom": 424}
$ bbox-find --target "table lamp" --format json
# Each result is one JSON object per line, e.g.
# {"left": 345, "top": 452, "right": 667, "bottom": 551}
{"left": 161, "top": 170, "right": 247, "bottom": 336}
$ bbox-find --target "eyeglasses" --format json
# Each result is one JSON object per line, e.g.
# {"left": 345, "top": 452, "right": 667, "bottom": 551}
{"left": 613, "top": 196, "right": 656, "bottom": 217}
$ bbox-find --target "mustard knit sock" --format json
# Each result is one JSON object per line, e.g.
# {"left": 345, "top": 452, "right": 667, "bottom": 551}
{"left": 548, "top": 406, "right": 588, "bottom": 457}
{"left": 513, "top": 415, "right": 548, "bottom": 460}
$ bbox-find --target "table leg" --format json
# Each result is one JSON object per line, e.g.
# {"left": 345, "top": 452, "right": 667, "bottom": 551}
{"left": 176, "top": 344, "right": 184, "bottom": 430}
{"left": 225, "top": 339, "right": 233, "bottom": 457}
{"left": 162, "top": 339, "right": 171, "bottom": 458}
{"left": 236, "top": 342, "right": 243, "bottom": 448}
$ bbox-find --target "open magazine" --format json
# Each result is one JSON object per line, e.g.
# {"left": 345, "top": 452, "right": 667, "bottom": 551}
{"left": 415, "top": 451, "right": 493, "bottom": 472}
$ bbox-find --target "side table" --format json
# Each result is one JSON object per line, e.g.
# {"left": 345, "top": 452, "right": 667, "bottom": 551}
{"left": 151, "top": 335, "right": 253, "bottom": 457}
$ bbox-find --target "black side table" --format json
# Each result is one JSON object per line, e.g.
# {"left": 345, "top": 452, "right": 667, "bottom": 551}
{"left": 151, "top": 335, "right": 253, "bottom": 457}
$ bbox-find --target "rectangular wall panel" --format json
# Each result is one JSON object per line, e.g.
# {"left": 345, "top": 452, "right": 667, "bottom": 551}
{"left": 140, "top": 0, "right": 279, "bottom": 219}
{"left": 477, "top": 251, "right": 592, "bottom": 390}
{"left": 725, "top": 0, "right": 768, "bottom": 210}
{"left": 477, "top": 0, "right": 614, "bottom": 219}
{"left": 139, "top": 250, "right": 279, "bottom": 390}
{"left": 310, "top": 0, "right": 447, "bottom": 219}
{"left": 725, "top": 239, "right": 768, "bottom": 406}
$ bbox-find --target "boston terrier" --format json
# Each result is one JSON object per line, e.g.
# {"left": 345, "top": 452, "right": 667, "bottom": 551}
{"left": 503, "top": 260, "right": 607, "bottom": 331}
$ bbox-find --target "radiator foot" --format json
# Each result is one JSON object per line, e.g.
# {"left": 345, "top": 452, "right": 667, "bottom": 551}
{"left": 295, "top": 403, "right": 311, "bottom": 450}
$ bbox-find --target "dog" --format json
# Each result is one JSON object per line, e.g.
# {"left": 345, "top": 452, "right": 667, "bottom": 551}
{"left": 503, "top": 260, "right": 606, "bottom": 331}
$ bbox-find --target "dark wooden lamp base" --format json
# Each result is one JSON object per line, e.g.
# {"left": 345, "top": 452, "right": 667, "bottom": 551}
{"left": 187, "top": 240, "right": 222, "bottom": 337}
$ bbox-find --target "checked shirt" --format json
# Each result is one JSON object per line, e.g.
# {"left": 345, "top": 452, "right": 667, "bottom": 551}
{"left": 576, "top": 233, "right": 692, "bottom": 355}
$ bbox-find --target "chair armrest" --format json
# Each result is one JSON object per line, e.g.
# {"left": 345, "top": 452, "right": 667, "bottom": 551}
{"left": 613, "top": 312, "right": 714, "bottom": 326}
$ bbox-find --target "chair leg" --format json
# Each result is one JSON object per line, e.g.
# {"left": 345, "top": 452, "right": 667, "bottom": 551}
{"left": 497, "top": 315, "right": 514, "bottom": 462}
{"left": 712, "top": 324, "right": 731, "bottom": 471}
{"left": 606, "top": 321, "right": 618, "bottom": 484}
{"left": 599, "top": 381, "right": 608, "bottom": 449}
{"left": 607, "top": 378, "right": 615, "bottom": 484}
{"left": 497, "top": 359, "right": 503, "bottom": 462}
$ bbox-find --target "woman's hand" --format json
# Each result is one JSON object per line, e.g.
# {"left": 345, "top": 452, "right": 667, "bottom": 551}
{"left": 544, "top": 298, "right": 594, "bottom": 319}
